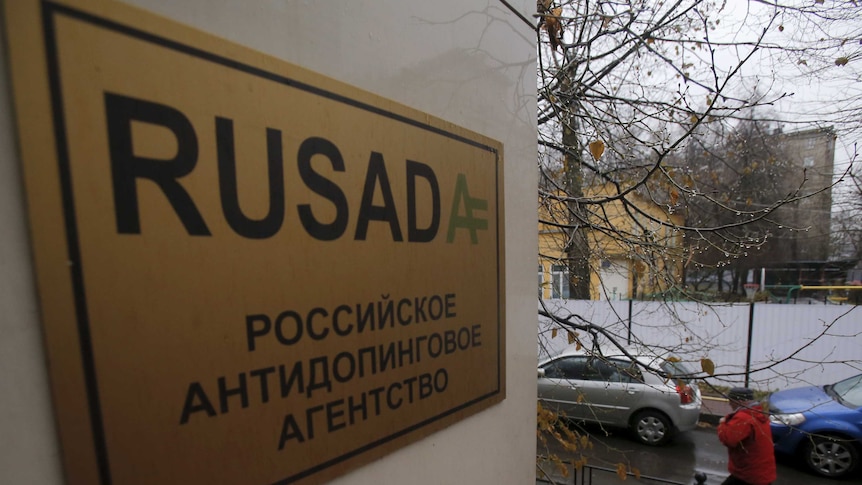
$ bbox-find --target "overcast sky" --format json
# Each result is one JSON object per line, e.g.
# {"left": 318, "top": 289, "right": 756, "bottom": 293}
{"left": 714, "top": 1, "right": 860, "bottom": 177}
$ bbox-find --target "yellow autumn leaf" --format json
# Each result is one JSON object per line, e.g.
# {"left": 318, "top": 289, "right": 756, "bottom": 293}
{"left": 667, "top": 356, "right": 681, "bottom": 363}
{"left": 835, "top": 57, "right": 849, "bottom": 66}
{"left": 552, "top": 328, "right": 558, "bottom": 339}
{"left": 567, "top": 331, "right": 576, "bottom": 344}
{"left": 588, "top": 140, "right": 605, "bottom": 160}
{"left": 701, "top": 358, "right": 715, "bottom": 376}
{"left": 601, "top": 15, "right": 612, "bottom": 29}
{"left": 617, "top": 463, "right": 628, "bottom": 480}
{"left": 543, "top": 7, "right": 564, "bottom": 51}
{"left": 690, "top": 114, "right": 698, "bottom": 123}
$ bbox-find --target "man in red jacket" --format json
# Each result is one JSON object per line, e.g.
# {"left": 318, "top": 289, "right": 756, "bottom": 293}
{"left": 717, "top": 387, "right": 776, "bottom": 485}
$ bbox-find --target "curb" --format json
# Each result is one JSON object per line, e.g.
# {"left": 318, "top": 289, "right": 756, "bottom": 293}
{"left": 698, "top": 395, "right": 729, "bottom": 426}
{"left": 698, "top": 413, "right": 721, "bottom": 426}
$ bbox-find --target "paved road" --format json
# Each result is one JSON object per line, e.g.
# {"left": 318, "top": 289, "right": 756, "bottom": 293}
{"left": 537, "top": 422, "right": 859, "bottom": 485}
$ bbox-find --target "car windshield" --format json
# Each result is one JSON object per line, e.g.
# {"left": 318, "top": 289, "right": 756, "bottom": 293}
{"left": 660, "top": 359, "right": 694, "bottom": 383}
{"left": 828, "top": 374, "right": 862, "bottom": 408}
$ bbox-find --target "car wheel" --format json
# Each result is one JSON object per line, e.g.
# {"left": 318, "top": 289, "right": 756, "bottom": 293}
{"left": 631, "top": 410, "right": 672, "bottom": 446}
{"left": 803, "top": 435, "right": 859, "bottom": 479}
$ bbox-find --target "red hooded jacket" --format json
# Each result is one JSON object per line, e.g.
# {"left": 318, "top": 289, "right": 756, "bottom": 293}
{"left": 717, "top": 403, "right": 776, "bottom": 485}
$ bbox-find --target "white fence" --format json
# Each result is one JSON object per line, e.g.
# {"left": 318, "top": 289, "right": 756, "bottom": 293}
{"left": 538, "top": 299, "right": 862, "bottom": 392}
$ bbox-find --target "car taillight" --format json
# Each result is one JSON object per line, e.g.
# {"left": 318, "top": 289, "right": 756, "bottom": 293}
{"left": 676, "top": 384, "right": 694, "bottom": 404}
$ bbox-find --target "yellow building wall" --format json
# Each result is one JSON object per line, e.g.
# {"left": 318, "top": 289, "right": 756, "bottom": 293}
{"left": 538, "top": 184, "right": 684, "bottom": 300}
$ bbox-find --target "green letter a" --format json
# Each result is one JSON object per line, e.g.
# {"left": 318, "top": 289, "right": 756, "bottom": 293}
{"left": 446, "top": 174, "right": 488, "bottom": 244}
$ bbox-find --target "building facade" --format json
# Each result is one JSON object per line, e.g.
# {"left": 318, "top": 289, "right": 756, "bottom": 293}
{"left": 772, "top": 127, "right": 836, "bottom": 262}
{"left": 539, "top": 184, "right": 685, "bottom": 300}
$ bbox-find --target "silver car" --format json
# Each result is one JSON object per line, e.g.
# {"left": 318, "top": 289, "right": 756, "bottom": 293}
{"left": 537, "top": 346, "right": 702, "bottom": 446}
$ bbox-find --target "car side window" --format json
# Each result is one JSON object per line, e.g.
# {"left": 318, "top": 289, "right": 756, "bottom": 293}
{"left": 586, "top": 359, "right": 614, "bottom": 382}
{"left": 543, "top": 357, "right": 588, "bottom": 380}
{"left": 609, "top": 359, "right": 644, "bottom": 383}
{"left": 620, "top": 363, "right": 644, "bottom": 383}
{"left": 588, "top": 358, "right": 636, "bottom": 383}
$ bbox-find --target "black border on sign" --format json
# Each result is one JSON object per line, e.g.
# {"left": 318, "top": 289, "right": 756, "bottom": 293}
{"left": 40, "top": 1, "right": 504, "bottom": 484}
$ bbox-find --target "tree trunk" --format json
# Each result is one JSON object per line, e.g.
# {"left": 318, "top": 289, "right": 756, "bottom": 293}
{"left": 563, "top": 114, "right": 592, "bottom": 300}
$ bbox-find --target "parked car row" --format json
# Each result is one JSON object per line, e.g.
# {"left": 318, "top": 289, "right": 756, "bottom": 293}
{"left": 538, "top": 344, "right": 862, "bottom": 479}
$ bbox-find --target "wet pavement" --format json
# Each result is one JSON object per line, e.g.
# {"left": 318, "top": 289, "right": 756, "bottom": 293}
{"left": 536, "top": 401, "right": 858, "bottom": 485}
{"left": 538, "top": 426, "right": 855, "bottom": 485}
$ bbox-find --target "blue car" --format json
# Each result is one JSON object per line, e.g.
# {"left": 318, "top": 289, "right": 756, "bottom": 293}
{"left": 768, "top": 373, "right": 862, "bottom": 479}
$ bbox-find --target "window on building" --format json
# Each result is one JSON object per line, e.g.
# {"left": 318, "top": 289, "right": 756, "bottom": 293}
{"left": 538, "top": 265, "right": 544, "bottom": 298}
{"left": 803, "top": 156, "right": 815, "bottom": 168}
{"left": 806, "top": 138, "right": 816, "bottom": 149}
{"left": 551, "top": 264, "right": 570, "bottom": 299}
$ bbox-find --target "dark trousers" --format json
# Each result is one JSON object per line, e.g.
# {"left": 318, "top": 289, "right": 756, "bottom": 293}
{"left": 721, "top": 476, "right": 771, "bottom": 485}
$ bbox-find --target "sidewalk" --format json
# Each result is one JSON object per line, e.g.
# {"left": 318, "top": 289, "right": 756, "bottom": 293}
{"left": 699, "top": 396, "right": 732, "bottom": 425}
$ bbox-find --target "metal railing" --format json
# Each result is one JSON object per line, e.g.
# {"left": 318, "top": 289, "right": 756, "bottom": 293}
{"left": 537, "top": 460, "right": 707, "bottom": 485}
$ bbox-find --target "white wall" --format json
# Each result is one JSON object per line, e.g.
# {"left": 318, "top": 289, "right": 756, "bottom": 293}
{"left": 0, "top": 1, "right": 537, "bottom": 483}
{"left": 0, "top": 19, "right": 65, "bottom": 483}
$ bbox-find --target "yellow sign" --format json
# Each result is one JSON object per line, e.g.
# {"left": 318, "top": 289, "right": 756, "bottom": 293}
{"left": 3, "top": 1, "right": 505, "bottom": 483}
